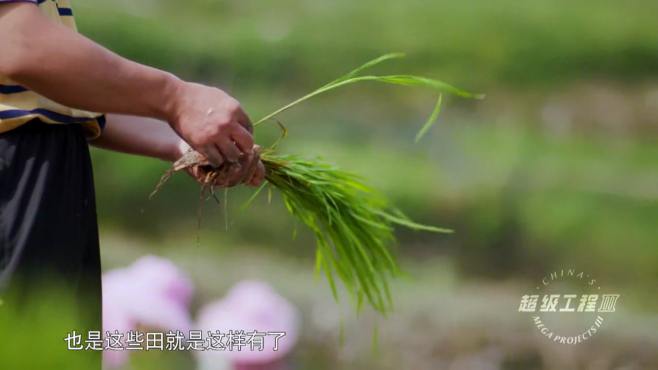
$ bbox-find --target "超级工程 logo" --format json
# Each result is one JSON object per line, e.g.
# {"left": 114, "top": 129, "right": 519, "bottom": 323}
{"left": 518, "top": 268, "right": 620, "bottom": 345}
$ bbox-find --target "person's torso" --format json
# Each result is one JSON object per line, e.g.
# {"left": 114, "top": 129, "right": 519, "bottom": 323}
{"left": 0, "top": 0, "right": 104, "bottom": 139}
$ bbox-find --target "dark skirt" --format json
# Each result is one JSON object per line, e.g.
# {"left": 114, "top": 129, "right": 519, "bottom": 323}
{"left": 0, "top": 119, "right": 101, "bottom": 328}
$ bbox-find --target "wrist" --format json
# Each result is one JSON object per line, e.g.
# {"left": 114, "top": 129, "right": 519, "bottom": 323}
{"left": 156, "top": 72, "right": 185, "bottom": 123}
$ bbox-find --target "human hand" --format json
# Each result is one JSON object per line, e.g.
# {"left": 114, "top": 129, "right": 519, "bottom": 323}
{"left": 173, "top": 140, "right": 265, "bottom": 187}
{"left": 166, "top": 82, "right": 254, "bottom": 167}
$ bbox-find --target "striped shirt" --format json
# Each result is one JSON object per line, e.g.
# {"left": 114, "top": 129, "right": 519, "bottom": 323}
{"left": 0, "top": 0, "right": 104, "bottom": 139}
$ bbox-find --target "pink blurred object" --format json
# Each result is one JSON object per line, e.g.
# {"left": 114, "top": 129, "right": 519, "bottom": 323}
{"left": 196, "top": 280, "right": 300, "bottom": 370}
{"left": 102, "top": 255, "right": 194, "bottom": 368}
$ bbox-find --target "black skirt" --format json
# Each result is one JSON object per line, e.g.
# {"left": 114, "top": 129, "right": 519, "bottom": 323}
{"left": 0, "top": 119, "right": 101, "bottom": 327}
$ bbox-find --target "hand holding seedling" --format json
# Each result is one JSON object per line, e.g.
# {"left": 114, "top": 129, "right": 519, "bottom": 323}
{"left": 167, "top": 83, "right": 255, "bottom": 164}
{"left": 165, "top": 82, "right": 266, "bottom": 187}
{"left": 153, "top": 54, "right": 482, "bottom": 314}
{"left": 174, "top": 141, "right": 265, "bottom": 187}
{"left": 0, "top": 3, "right": 478, "bottom": 315}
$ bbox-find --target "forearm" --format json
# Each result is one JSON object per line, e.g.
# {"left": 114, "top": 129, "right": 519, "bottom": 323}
{"left": 0, "top": 3, "right": 262, "bottom": 178}
{"left": 93, "top": 114, "right": 266, "bottom": 188}
{"left": 0, "top": 3, "right": 180, "bottom": 120}
{"left": 91, "top": 114, "right": 186, "bottom": 162}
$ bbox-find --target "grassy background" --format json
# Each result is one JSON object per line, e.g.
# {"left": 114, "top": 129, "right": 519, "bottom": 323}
{"left": 24, "top": 0, "right": 656, "bottom": 368}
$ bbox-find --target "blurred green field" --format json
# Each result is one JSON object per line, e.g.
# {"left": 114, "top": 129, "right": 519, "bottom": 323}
{"left": 75, "top": 0, "right": 658, "bottom": 88}
{"left": 57, "top": 1, "right": 658, "bottom": 368}
{"left": 92, "top": 122, "right": 658, "bottom": 305}
{"left": 79, "top": 0, "right": 657, "bottom": 300}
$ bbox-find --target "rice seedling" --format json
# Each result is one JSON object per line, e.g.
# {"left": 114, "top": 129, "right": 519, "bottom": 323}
{"left": 153, "top": 53, "right": 481, "bottom": 313}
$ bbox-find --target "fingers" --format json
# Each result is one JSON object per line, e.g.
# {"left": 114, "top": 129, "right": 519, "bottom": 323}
{"left": 191, "top": 159, "right": 264, "bottom": 188}
{"left": 202, "top": 144, "right": 261, "bottom": 188}
{"left": 236, "top": 107, "right": 253, "bottom": 134}
{"left": 203, "top": 145, "right": 224, "bottom": 167}
{"left": 231, "top": 125, "right": 254, "bottom": 154}
{"left": 224, "top": 162, "right": 244, "bottom": 187}
{"left": 214, "top": 99, "right": 253, "bottom": 158}
{"left": 221, "top": 148, "right": 253, "bottom": 187}
{"left": 172, "top": 83, "right": 258, "bottom": 164}
{"left": 217, "top": 138, "right": 242, "bottom": 163}
{"left": 185, "top": 141, "right": 263, "bottom": 188}
{"left": 239, "top": 149, "right": 260, "bottom": 184}
{"left": 248, "top": 160, "right": 266, "bottom": 186}
{"left": 244, "top": 145, "right": 265, "bottom": 187}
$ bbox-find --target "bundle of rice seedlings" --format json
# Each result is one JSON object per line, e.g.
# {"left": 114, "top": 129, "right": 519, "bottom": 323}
{"left": 154, "top": 54, "right": 481, "bottom": 313}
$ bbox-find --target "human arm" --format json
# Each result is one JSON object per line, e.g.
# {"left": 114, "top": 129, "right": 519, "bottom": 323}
{"left": 91, "top": 114, "right": 265, "bottom": 186}
{"left": 91, "top": 114, "right": 186, "bottom": 163}
{"left": 0, "top": 2, "right": 254, "bottom": 166}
